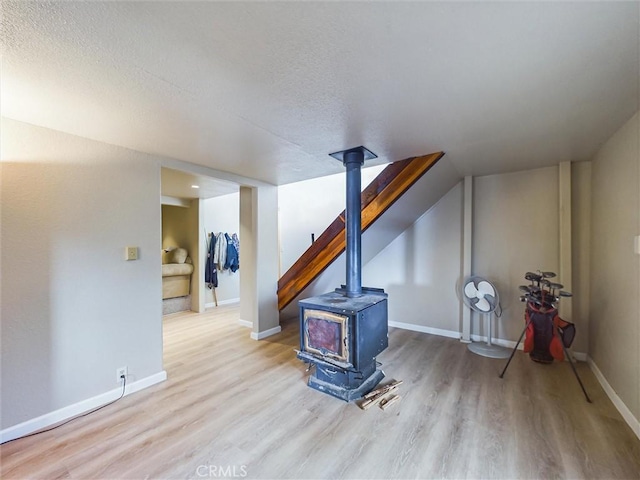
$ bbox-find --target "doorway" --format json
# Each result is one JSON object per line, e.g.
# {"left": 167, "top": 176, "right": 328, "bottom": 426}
{"left": 161, "top": 167, "right": 240, "bottom": 315}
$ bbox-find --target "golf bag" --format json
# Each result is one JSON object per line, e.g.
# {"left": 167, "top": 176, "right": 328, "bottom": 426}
{"left": 523, "top": 303, "right": 575, "bottom": 363}
{"left": 501, "top": 270, "right": 590, "bottom": 402}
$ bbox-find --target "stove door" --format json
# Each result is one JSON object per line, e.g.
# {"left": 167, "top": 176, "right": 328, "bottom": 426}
{"left": 303, "top": 309, "right": 349, "bottom": 363}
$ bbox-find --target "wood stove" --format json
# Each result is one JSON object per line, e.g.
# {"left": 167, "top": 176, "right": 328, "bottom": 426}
{"left": 297, "top": 146, "right": 388, "bottom": 401}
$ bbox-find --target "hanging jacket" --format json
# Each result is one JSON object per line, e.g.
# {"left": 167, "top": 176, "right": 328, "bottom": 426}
{"left": 231, "top": 233, "right": 240, "bottom": 259}
{"left": 204, "top": 234, "right": 218, "bottom": 288}
{"left": 214, "top": 232, "right": 227, "bottom": 271}
{"left": 224, "top": 233, "right": 239, "bottom": 272}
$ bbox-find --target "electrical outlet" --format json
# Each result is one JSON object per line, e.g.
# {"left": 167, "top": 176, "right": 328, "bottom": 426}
{"left": 117, "top": 366, "right": 128, "bottom": 383}
{"left": 125, "top": 246, "right": 138, "bottom": 261}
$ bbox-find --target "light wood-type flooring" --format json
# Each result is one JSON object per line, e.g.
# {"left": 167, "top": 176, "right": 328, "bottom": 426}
{"left": 2, "top": 304, "right": 639, "bottom": 479}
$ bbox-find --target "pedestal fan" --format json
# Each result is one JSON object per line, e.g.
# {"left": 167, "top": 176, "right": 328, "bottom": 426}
{"left": 461, "top": 276, "right": 510, "bottom": 358}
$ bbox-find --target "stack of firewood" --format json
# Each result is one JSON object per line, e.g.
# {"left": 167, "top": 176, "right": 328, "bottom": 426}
{"left": 359, "top": 380, "right": 402, "bottom": 410}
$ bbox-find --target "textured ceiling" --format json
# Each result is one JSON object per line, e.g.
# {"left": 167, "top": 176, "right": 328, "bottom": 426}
{"left": 161, "top": 168, "right": 239, "bottom": 200}
{"left": 2, "top": 2, "right": 638, "bottom": 186}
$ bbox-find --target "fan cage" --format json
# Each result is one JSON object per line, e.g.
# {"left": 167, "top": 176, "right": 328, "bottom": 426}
{"left": 461, "top": 276, "right": 499, "bottom": 314}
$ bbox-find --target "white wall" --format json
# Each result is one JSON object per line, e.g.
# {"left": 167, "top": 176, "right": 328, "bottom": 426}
{"left": 240, "top": 185, "right": 280, "bottom": 338}
{"left": 278, "top": 165, "right": 386, "bottom": 273}
{"left": 361, "top": 164, "right": 592, "bottom": 352}
{"left": 473, "top": 167, "right": 560, "bottom": 342}
{"left": 589, "top": 112, "right": 639, "bottom": 421}
{"left": 571, "top": 161, "right": 591, "bottom": 355}
{"left": 277, "top": 160, "right": 462, "bottom": 321}
{"left": 472, "top": 165, "right": 591, "bottom": 349}
{"left": 1, "top": 118, "right": 165, "bottom": 432}
{"left": 363, "top": 182, "right": 463, "bottom": 332}
{"left": 162, "top": 204, "right": 194, "bottom": 255}
{"left": 203, "top": 192, "right": 240, "bottom": 305}
{"left": 277, "top": 160, "right": 583, "bottom": 346}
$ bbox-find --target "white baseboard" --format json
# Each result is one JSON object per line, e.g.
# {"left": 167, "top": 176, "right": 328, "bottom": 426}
{"left": 587, "top": 357, "right": 640, "bottom": 440}
{"left": 0, "top": 371, "right": 167, "bottom": 444}
{"left": 390, "top": 322, "right": 586, "bottom": 360}
{"left": 250, "top": 326, "right": 282, "bottom": 340}
{"left": 238, "top": 319, "right": 252, "bottom": 328}
{"left": 572, "top": 351, "right": 588, "bottom": 362}
{"left": 388, "top": 321, "right": 460, "bottom": 339}
{"left": 470, "top": 333, "right": 520, "bottom": 350}
{"left": 205, "top": 298, "right": 240, "bottom": 309}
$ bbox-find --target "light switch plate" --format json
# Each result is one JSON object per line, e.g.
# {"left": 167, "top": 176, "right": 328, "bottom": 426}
{"left": 126, "top": 246, "right": 138, "bottom": 261}
{"left": 635, "top": 236, "right": 640, "bottom": 255}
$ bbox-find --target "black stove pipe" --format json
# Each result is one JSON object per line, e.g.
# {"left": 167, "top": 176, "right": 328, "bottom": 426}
{"left": 343, "top": 149, "right": 364, "bottom": 298}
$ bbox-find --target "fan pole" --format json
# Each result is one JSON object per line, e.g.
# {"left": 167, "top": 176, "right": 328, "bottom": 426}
{"left": 486, "top": 313, "right": 493, "bottom": 346}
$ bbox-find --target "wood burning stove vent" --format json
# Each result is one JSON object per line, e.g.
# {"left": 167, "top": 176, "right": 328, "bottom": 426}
{"left": 296, "top": 146, "right": 388, "bottom": 402}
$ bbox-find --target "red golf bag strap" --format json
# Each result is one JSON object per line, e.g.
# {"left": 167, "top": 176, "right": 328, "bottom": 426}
{"left": 549, "top": 314, "right": 565, "bottom": 362}
{"left": 523, "top": 309, "right": 534, "bottom": 353}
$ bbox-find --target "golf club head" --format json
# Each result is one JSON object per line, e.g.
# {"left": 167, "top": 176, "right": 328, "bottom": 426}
{"left": 525, "top": 272, "right": 542, "bottom": 282}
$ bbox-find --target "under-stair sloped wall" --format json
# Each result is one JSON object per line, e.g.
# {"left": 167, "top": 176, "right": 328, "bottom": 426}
{"left": 279, "top": 157, "right": 461, "bottom": 319}
{"left": 362, "top": 181, "right": 464, "bottom": 335}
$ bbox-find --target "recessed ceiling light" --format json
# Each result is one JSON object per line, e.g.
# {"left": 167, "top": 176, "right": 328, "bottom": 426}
{"left": 191, "top": 185, "right": 200, "bottom": 189}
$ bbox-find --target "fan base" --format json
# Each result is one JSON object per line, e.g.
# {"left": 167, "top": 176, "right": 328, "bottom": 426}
{"left": 468, "top": 342, "right": 511, "bottom": 359}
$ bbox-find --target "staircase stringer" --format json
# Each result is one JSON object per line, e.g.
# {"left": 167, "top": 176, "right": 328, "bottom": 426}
{"left": 277, "top": 151, "right": 445, "bottom": 311}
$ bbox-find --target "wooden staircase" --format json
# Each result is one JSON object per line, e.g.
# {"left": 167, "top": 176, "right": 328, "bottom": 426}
{"left": 277, "top": 151, "right": 445, "bottom": 311}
